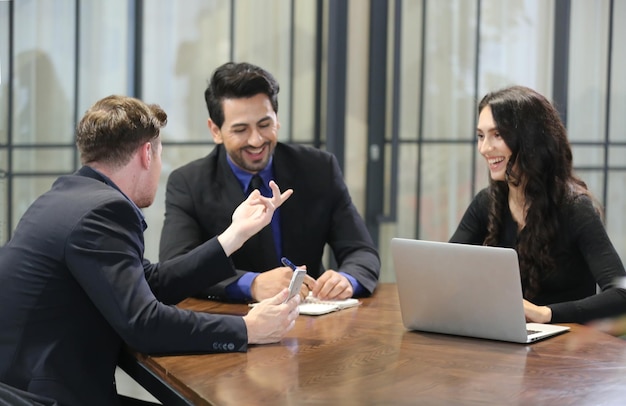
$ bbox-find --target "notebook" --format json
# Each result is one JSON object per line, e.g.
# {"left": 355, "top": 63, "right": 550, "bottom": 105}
{"left": 298, "top": 295, "right": 361, "bottom": 315}
{"left": 249, "top": 294, "right": 361, "bottom": 316}
{"left": 390, "top": 238, "right": 570, "bottom": 343}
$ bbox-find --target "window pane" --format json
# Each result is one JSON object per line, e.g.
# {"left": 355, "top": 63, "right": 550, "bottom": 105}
{"left": 398, "top": 1, "right": 425, "bottom": 144}
{"left": 422, "top": 0, "right": 478, "bottom": 142}
{"left": 609, "top": 0, "right": 626, "bottom": 143}
{"left": 420, "top": 144, "right": 475, "bottom": 241}
{"left": 13, "top": 0, "right": 75, "bottom": 144}
{"left": 608, "top": 147, "right": 626, "bottom": 169}
{"left": 143, "top": 0, "right": 231, "bottom": 144}
{"left": 397, "top": 143, "right": 419, "bottom": 237}
{"left": 13, "top": 148, "right": 75, "bottom": 173}
{"left": 12, "top": 176, "right": 57, "bottom": 227}
{"left": 567, "top": 0, "right": 610, "bottom": 143}
{"left": 161, "top": 144, "right": 215, "bottom": 180}
{"left": 290, "top": 0, "right": 317, "bottom": 143}
{"left": 478, "top": 0, "right": 554, "bottom": 95}
{"left": 78, "top": 0, "right": 131, "bottom": 112}
{"left": 571, "top": 145, "right": 605, "bottom": 169}
{"left": 606, "top": 172, "right": 626, "bottom": 264}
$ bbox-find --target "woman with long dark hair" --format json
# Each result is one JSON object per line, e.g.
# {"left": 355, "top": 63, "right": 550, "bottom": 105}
{"left": 450, "top": 85, "right": 626, "bottom": 325}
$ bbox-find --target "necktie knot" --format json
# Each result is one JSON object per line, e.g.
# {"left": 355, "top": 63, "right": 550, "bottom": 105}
{"left": 247, "top": 174, "right": 265, "bottom": 196}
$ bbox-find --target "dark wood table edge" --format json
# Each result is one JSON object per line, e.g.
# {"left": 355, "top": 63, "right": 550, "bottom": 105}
{"left": 118, "top": 349, "right": 194, "bottom": 406}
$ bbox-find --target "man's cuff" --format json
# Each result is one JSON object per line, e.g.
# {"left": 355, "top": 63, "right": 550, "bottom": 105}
{"left": 339, "top": 272, "right": 363, "bottom": 296}
{"left": 225, "top": 272, "right": 260, "bottom": 301}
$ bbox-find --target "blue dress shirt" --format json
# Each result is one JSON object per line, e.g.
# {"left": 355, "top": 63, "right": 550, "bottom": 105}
{"left": 223, "top": 155, "right": 362, "bottom": 300}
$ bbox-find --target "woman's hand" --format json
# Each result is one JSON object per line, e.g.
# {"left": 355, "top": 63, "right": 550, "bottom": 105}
{"left": 523, "top": 299, "right": 552, "bottom": 323}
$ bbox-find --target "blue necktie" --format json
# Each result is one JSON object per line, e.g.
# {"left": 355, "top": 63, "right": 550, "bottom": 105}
{"left": 247, "top": 175, "right": 277, "bottom": 262}
{"left": 247, "top": 174, "right": 266, "bottom": 196}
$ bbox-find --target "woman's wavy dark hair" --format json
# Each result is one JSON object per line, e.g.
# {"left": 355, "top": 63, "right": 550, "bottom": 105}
{"left": 478, "top": 86, "right": 593, "bottom": 298}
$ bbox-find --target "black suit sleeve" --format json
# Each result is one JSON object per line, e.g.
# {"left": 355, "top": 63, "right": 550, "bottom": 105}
{"left": 65, "top": 199, "right": 247, "bottom": 354}
{"left": 325, "top": 154, "right": 380, "bottom": 295}
{"left": 160, "top": 145, "right": 381, "bottom": 299}
{"left": 449, "top": 189, "right": 490, "bottom": 245}
{"left": 548, "top": 196, "right": 626, "bottom": 323}
{"left": 159, "top": 167, "right": 208, "bottom": 262}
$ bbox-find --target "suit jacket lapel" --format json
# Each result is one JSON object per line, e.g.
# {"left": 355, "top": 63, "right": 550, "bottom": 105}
{"left": 272, "top": 145, "right": 298, "bottom": 258}
{"left": 213, "top": 146, "right": 247, "bottom": 232}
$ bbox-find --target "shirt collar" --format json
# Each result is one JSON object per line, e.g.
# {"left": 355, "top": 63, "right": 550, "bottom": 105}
{"left": 226, "top": 154, "right": 274, "bottom": 194}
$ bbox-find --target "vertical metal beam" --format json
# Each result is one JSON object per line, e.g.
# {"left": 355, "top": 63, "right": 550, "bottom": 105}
{"left": 414, "top": 0, "right": 427, "bottom": 239}
{"left": 552, "top": 0, "right": 570, "bottom": 124}
{"left": 377, "top": 0, "right": 401, "bottom": 224}
{"left": 602, "top": 0, "right": 614, "bottom": 213}
{"left": 287, "top": 0, "right": 296, "bottom": 143}
{"left": 5, "top": 0, "right": 14, "bottom": 240}
{"left": 130, "top": 0, "right": 144, "bottom": 99}
{"left": 325, "top": 0, "right": 348, "bottom": 169}
{"left": 470, "top": 0, "right": 482, "bottom": 198}
{"left": 313, "top": 0, "right": 324, "bottom": 149}
{"left": 365, "top": 0, "right": 388, "bottom": 245}
{"left": 72, "top": 0, "right": 80, "bottom": 171}
{"left": 229, "top": 0, "right": 236, "bottom": 61}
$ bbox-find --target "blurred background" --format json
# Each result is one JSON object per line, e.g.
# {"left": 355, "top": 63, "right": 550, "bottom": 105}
{"left": 1, "top": 0, "right": 624, "bottom": 285}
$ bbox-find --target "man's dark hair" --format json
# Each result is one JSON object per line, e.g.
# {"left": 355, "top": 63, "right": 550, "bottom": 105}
{"left": 204, "top": 62, "right": 280, "bottom": 128}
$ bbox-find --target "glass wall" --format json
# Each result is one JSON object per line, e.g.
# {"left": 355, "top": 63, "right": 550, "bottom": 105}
{"left": 377, "top": 0, "right": 625, "bottom": 282}
{"left": 10, "top": 0, "right": 76, "bottom": 230}
{"left": 1, "top": 0, "right": 624, "bottom": 282}
{"left": 1, "top": 0, "right": 132, "bottom": 242}
{"left": 379, "top": 0, "right": 558, "bottom": 280}
{"left": 568, "top": 0, "right": 626, "bottom": 260}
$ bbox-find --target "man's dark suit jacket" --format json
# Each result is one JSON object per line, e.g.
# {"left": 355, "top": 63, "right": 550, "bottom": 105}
{"left": 159, "top": 143, "right": 380, "bottom": 299}
{"left": 0, "top": 167, "right": 247, "bottom": 406}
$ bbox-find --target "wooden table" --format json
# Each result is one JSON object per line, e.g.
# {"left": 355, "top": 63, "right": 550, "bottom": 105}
{"left": 119, "top": 284, "right": 626, "bottom": 405}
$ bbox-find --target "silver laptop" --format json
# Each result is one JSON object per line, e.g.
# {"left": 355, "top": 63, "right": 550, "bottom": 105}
{"left": 390, "top": 238, "right": 570, "bottom": 343}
